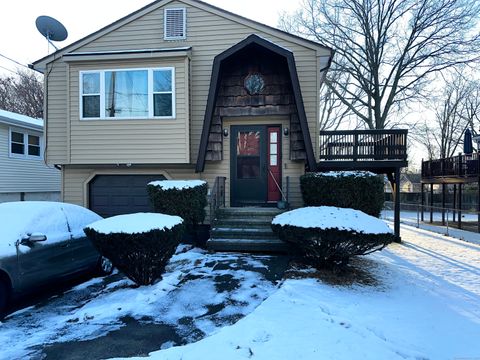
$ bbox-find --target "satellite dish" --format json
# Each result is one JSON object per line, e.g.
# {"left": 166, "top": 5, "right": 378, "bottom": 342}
{"left": 36, "top": 15, "right": 68, "bottom": 51}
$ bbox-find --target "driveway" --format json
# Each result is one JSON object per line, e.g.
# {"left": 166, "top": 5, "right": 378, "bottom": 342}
{"left": 0, "top": 246, "right": 289, "bottom": 360}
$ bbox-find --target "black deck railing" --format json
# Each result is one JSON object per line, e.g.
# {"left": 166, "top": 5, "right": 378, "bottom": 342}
{"left": 422, "top": 152, "right": 480, "bottom": 178}
{"left": 319, "top": 129, "right": 408, "bottom": 162}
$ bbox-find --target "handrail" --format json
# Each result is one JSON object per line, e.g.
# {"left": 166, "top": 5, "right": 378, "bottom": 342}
{"left": 422, "top": 152, "right": 480, "bottom": 178}
{"left": 209, "top": 176, "right": 226, "bottom": 224}
{"left": 319, "top": 129, "right": 408, "bottom": 162}
{"left": 268, "top": 169, "right": 286, "bottom": 201}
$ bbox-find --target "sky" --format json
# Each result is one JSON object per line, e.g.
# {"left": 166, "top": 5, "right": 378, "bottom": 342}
{"left": 0, "top": 0, "right": 300, "bottom": 74}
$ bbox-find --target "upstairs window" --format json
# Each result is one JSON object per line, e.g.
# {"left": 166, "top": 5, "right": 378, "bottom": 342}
{"left": 9, "top": 129, "right": 42, "bottom": 159}
{"left": 164, "top": 8, "right": 186, "bottom": 40}
{"left": 80, "top": 67, "right": 175, "bottom": 120}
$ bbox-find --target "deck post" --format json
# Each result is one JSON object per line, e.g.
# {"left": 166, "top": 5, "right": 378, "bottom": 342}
{"left": 453, "top": 184, "right": 457, "bottom": 222}
{"left": 430, "top": 183, "right": 434, "bottom": 223}
{"left": 394, "top": 167, "right": 401, "bottom": 240}
{"left": 421, "top": 183, "right": 425, "bottom": 221}
{"left": 458, "top": 184, "right": 462, "bottom": 229}
{"left": 442, "top": 183, "right": 446, "bottom": 225}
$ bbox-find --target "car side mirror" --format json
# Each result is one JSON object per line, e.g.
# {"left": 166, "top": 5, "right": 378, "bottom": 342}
{"left": 20, "top": 233, "right": 47, "bottom": 246}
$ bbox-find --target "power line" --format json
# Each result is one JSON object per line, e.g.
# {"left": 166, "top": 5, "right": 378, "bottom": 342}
{"left": 0, "top": 65, "right": 40, "bottom": 81}
{"left": 0, "top": 53, "right": 31, "bottom": 71}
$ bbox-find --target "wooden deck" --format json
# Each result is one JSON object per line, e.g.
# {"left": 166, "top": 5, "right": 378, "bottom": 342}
{"left": 317, "top": 129, "right": 408, "bottom": 172}
{"left": 422, "top": 153, "right": 480, "bottom": 184}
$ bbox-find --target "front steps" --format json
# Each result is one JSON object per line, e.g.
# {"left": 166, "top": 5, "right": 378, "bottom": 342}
{"left": 207, "top": 207, "right": 290, "bottom": 253}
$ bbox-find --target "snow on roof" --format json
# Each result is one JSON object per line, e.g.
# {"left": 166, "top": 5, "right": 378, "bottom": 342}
{"left": 315, "top": 171, "right": 377, "bottom": 178}
{"left": 0, "top": 201, "right": 101, "bottom": 258}
{"left": 148, "top": 180, "right": 206, "bottom": 191}
{"left": 85, "top": 213, "right": 183, "bottom": 235}
{"left": 272, "top": 206, "right": 392, "bottom": 235}
{"left": 0, "top": 109, "right": 43, "bottom": 130}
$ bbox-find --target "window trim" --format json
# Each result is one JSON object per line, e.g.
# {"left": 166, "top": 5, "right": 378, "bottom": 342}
{"left": 8, "top": 128, "right": 43, "bottom": 160}
{"left": 164, "top": 8, "right": 187, "bottom": 40}
{"left": 79, "top": 67, "right": 176, "bottom": 120}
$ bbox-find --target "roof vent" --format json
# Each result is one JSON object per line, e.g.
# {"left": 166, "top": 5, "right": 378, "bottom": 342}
{"left": 164, "top": 8, "right": 186, "bottom": 40}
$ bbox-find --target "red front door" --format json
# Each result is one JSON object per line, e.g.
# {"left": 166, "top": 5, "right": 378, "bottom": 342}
{"left": 267, "top": 127, "right": 281, "bottom": 202}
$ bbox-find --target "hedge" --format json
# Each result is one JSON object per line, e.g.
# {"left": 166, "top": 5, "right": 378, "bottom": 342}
{"left": 301, "top": 171, "right": 384, "bottom": 217}
{"left": 147, "top": 180, "right": 208, "bottom": 227}
{"left": 84, "top": 222, "right": 184, "bottom": 286}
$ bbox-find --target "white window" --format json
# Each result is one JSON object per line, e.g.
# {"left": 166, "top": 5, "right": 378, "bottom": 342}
{"left": 9, "top": 129, "right": 42, "bottom": 159}
{"left": 80, "top": 67, "right": 175, "bottom": 120}
{"left": 164, "top": 8, "right": 186, "bottom": 40}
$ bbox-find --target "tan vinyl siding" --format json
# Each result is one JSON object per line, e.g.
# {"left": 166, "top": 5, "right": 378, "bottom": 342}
{"left": 0, "top": 124, "right": 61, "bottom": 193}
{"left": 73, "top": 0, "right": 326, "bottom": 162}
{"left": 68, "top": 58, "right": 189, "bottom": 164}
{"left": 45, "top": 62, "right": 68, "bottom": 164}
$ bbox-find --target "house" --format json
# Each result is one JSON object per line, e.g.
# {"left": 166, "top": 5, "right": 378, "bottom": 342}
{"left": 0, "top": 109, "right": 60, "bottom": 202}
{"left": 385, "top": 173, "right": 422, "bottom": 193}
{"left": 31, "top": 0, "right": 333, "bottom": 218}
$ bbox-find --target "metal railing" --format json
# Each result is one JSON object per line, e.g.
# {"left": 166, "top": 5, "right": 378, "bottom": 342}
{"left": 209, "top": 176, "right": 226, "bottom": 224}
{"left": 382, "top": 201, "right": 480, "bottom": 235}
{"left": 319, "top": 129, "right": 408, "bottom": 162}
{"left": 422, "top": 152, "right": 480, "bottom": 178}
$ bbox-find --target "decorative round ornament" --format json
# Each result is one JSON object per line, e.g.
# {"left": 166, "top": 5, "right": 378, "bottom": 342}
{"left": 244, "top": 73, "right": 265, "bottom": 95}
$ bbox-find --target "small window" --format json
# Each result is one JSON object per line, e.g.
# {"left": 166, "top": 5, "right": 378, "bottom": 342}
{"left": 28, "top": 135, "right": 41, "bottom": 156}
{"left": 164, "top": 8, "right": 186, "bottom": 40}
{"left": 82, "top": 72, "right": 100, "bottom": 118}
{"left": 153, "top": 69, "right": 173, "bottom": 117}
{"left": 9, "top": 129, "right": 41, "bottom": 159}
{"left": 11, "top": 131, "right": 25, "bottom": 155}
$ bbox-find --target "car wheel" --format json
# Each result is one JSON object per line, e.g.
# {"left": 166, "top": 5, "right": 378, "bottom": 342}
{"left": 97, "top": 256, "right": 113, "bottom": 276}
{"left": 0, "top": 280, "right": 9, "bottom": 320}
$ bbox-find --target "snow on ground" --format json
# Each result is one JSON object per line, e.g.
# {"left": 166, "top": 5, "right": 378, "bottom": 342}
{"left": 121, "top": 225, "right": 480, "bottom": 360}
{"left": 382, "top": 209, "right": 480, "bottom": 245}
{"left": 148, "top": 180, "right": 206, "bottom": 190}
{"left": 273, "top": 206, "right": 392, "bottom": 234}
{"left": 0, "top": 247, "right": 281, "bottom": 360}
{"left": 86, "top": 213, "right": 183, "bottom": 234}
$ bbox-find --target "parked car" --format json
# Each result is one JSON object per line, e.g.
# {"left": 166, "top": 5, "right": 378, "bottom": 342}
{"left": 0, "top": 201, "right": 113, "bottom": 319}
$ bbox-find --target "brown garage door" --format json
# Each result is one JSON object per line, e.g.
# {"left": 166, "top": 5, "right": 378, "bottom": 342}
{"left": 89, "top": 174, "right": 166, "bottom": 218}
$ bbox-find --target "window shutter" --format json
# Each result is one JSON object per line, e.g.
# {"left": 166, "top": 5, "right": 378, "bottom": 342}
{"left": 164, "top": 8, "right": 186, "bottom": 40}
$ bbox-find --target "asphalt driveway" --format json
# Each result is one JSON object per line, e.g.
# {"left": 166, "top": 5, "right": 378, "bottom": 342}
{"left": 0, "top": 246, "right": 289, "bottom": 360}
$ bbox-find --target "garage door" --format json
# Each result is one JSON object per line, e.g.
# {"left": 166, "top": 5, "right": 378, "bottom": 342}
{"left": 89, "top": 174, "right": 166, "bottom": 218}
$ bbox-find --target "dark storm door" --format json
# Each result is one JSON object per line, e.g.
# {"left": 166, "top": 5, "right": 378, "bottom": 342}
{"left": 231, "top": 125, "right": 267, "bottom": 206}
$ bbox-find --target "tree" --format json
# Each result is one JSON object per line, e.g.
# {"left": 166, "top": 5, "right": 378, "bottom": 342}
{"left": 280, "top": 0, "right": 480, "bottom": 129}
{"left": 416, "top": 73, "right": 480, "bottom": 159}
{"left": 0, "top": 70, "right": 44, "bottom": 118}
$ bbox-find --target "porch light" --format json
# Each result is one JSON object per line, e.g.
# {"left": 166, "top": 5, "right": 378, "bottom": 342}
{"left": 283, "top": 127, "right": 289, "bottom": 136}
{"left": 223, "top": 128, "right": 229, "bottom": 137}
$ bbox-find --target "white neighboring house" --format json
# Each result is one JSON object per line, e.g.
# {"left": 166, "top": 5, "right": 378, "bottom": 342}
{"left": 0, "top": 109, "right": 60, "bottom": 203}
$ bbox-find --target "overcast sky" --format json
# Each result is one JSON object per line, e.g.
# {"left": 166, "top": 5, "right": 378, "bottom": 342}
{"left": 0, "top": 0, "right": 300, "bottom": 74}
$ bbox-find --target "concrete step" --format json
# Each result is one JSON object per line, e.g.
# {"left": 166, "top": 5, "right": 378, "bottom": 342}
{"left": 207, "top": 238, "right": 290, "bottom": 253}
{"left": 215, "top": 215, "right": 278, "bottom": 223}
{"left": 210, "top": 227, "right": 278, "bottom": 240}
{"left": 217, "top": 207, "right": 283, "bottom": 218}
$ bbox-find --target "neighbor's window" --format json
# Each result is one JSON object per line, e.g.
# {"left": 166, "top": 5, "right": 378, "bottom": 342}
{"left": 80, "top": 68, "right": 175, "bottom": 119}
{"left": 10, "top": 129, "right": 41, "bottom": 159}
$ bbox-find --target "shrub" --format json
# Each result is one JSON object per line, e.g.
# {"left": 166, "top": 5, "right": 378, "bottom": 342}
{"left": 147, "top": 180, "right": 208, "bottom": 227}
{"left": 84, "top": 213, "right": 184, "bottom": 285}
{"left": 272, "top": 207, "right": 395, "bottom": 268}
{"left": 301, "top": 171, "right": 384, "bottom": 217}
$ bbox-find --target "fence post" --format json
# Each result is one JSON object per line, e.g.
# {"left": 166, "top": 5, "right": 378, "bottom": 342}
{"left": 446, "top": 208, "right": 449, "bottom": 236}
{"left": 417, "top": 205, "right": 420, "bottom": 228}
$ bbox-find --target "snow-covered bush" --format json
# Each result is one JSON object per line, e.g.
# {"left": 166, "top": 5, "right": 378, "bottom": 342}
{"left": 300, "top": 171, "right": 384, "bottom": 217}
{"left": 147, "top": 180, "right": 208, "bottom": 227}
{"left": 272, "top": 207, "right": 395, "bottom": 268}
{"left": 84, "top": 213, "right": 184, "bottom": 285}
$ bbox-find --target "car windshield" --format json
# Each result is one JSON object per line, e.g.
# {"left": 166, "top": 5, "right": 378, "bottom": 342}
{"left": 0, "top": 202, "right": 69, "bottom": 257}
